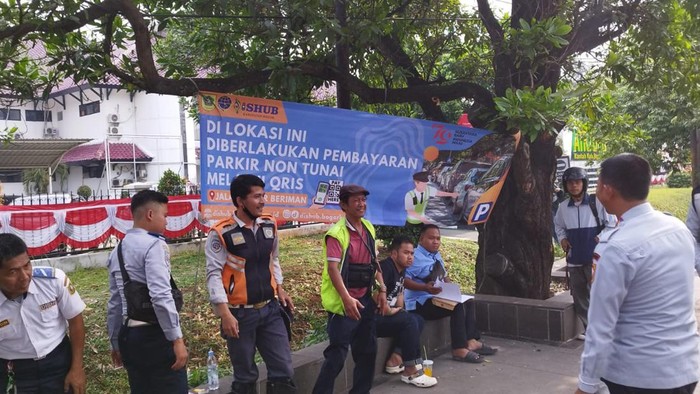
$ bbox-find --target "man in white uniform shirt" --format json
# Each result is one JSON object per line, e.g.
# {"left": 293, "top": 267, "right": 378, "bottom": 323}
{"left": 576, "top": 153, "right": 700, "bottom": 394}
{"left": 0, "top": 233, "right": 86, "bottom": 394}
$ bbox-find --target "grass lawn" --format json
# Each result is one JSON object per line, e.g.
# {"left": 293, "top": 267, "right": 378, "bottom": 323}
{"left": 71, "top": 234, "right": 478, "bottom": 393}
{"left": 647, "top": 186, "right": 690, "bottom": 220}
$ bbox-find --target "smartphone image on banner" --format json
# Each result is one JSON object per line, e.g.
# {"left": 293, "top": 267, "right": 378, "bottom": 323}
{"left": 313, "top": 181, "right": 330, "bottom": 205}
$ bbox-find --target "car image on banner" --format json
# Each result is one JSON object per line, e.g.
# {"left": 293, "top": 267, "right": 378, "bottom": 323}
{"left": 464, "top": 154, "right": 514, "bottom": 224}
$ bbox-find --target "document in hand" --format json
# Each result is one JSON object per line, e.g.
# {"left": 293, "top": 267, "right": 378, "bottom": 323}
{"left": 432, "top": 281, "right": 474, "bottom": 310}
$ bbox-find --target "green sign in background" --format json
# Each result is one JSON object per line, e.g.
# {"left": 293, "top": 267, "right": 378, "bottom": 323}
{"left": 571, "top": 131, "right": 603, "bottom": 161}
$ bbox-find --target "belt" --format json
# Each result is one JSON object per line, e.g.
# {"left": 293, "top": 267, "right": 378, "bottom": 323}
{"left": 126, "top": 319, "right": 153, "bottom": 327}
{"left": 230, "top": 299, "right": 272, "bottom": 309}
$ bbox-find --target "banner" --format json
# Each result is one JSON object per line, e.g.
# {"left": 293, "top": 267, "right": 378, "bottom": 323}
{"left": 571, "top": 131, "right": 603, "bottom": 161}
{"left": 199, "top": 93, "right": 518, "bottom": 227}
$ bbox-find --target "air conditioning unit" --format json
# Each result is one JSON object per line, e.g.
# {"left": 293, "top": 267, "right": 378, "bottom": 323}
{"left": 108, "top": 113, "right": 120, "bottom": 124}
{"left": 137, "top": 169, "right": 148, "bottom": 178}
{"left": 108, "top": 126, "right": 120, "bottom": 135}
{"left": 112, "top": 178, "right": 124, "bottom": 187}
{"left": 44, "top": 127, "right": 58, "bottom": 137}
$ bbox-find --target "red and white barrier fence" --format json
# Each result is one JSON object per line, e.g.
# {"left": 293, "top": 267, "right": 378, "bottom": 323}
{"left": 0, "top": 195, "right": 210, "bottom": 256}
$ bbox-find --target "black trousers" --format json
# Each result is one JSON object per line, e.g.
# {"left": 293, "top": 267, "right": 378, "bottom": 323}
{"left": 602, "top": 378, "right": 697, "bottom": 394}
{"left": 0, "top": 336, "right": 72, "bottom": 394}
{"left": 413, "top": 299, "right": 480, "bottom": 350}
{"left": 118, "top": 324, "right": 188, "bottom": 394}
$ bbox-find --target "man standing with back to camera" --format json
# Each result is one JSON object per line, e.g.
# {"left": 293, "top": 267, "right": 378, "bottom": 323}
{"left": 576, "top": 153, "right": 699, "bottom": 394}
{"left": 107, "top": 190, "right": 188, "bottom": 394}
{"left": 206, "top": 174, "right": 296, "bottom": 394}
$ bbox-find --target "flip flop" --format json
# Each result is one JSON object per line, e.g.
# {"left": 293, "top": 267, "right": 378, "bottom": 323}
{"left": 474, "top": 344, "right": 498, "bottom": 356}
{"left": 452, "top": 351, "right": 482, "bottom": 363}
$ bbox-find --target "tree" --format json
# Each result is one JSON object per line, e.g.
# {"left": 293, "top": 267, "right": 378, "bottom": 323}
{"left": 158, "top": 169, "right": 185, "bottom": 195}
{"left": 0, "top": 0, "right": 691, "bottom": 299}
{"left": 22, "top": 168, "right": 49, "bottom": 194}
{"left": 571, "top": 1, "right": 700, "bottom": 179}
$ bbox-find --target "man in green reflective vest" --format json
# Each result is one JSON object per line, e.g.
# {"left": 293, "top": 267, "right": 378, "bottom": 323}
{"left": 312, "top": 184, "right": 389, "bottom": 394}
{"left": 405, "top": 171, "right": 457, "bottom": 227}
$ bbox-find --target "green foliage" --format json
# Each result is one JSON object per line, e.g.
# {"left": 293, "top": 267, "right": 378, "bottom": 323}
{"left": 1, "top": 127, "right": 17, "bottom": 144}
{"left": 666, "top": 172, "right": 692, "bottom": 188}
{"left": 77, "top": 185, "right": 92, "bottom": 201}
{"left": 158, "top": 169, "right": 186, "bottom": 195}
{"left": 375, "top": 225, "right": 422, "bottom": 248}
{"left": 22, "top": 168, "right": 49, "bottom": 194}
{"left": 506, "top": 17, "right": 572, "bottom": 68}
{"left": 492, "top": 86, "right": 570, "bottom": 141}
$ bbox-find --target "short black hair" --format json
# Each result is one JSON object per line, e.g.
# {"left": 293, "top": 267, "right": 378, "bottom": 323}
{"left": 130, "top": 190, "right": 169, "bottom": 214}
{"left": 389, "top": 236, "right": 414, "bottom": 252}
{"left": 230, "top": 174, "right": 265, "bottom": 207}
{"left": 419, "top": 224, "right": 440, "bottom": 237}
{"left": 0, "top": 233, "right": 28, "bottom": 268}
{"left": 599, "top": 153, "right": 651, "bottom": 201}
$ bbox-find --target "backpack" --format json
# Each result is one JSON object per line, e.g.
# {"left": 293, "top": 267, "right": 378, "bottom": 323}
{"left": 588, "top": 193, "right": 604, "bottom": 234}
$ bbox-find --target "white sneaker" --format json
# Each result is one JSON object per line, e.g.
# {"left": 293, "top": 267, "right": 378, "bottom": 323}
{"left": 385, "top": 364, "right": 404, "bottom": 374}
{"left": 576, "top": 333, "right": 586, "bottom": 340}
{"left": 401, "top": 372, "right": 438, "bottom": 388}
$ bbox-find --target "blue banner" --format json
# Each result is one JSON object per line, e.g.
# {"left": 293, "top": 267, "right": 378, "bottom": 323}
{"left": 199, "top": 93, "right": 516, "bottom": 227}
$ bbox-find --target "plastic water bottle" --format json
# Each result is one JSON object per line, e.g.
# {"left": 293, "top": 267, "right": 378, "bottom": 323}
{"left": 207, "top": 349, "right": 219, "bottom": 391}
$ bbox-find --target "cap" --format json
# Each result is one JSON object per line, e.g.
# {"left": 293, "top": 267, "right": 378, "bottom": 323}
{"left": 412, "top": 171, "right": 429, "bottom": 182}
{"left": 339, "top": 184, "right": 369, "bottom": 202}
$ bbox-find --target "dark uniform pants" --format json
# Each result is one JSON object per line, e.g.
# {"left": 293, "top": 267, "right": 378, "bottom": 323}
{"left": 226, "top": 299, "right": 294, "bottom": 385}
{"left": 602, "top": 378, "right": 698, "bottom": 394}
{"left": 312, "top": 294, "right": 377, "bottom": 394}
{"left": 414, "top": 298, "right": 480, "bottom": 350}
{"left": 569, "top": 265, "right": 592, "bottom": 329}
{"left": 0, "top": 336, "right": 72, "bottom": 394}
{"left": 118, "top": 324, "right": 188, "bottom": 394}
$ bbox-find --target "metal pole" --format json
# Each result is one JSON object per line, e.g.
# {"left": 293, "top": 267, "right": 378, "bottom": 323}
{"left": 335, "top": 0, "right": 351, "bottom": 109}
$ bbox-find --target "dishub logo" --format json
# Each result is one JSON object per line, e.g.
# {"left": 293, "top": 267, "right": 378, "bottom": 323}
{"left": 233, "top": 98, "right": 279, "bottom": 115}
{"left": 432, "top": 124, "right": 452, "bottom": 145}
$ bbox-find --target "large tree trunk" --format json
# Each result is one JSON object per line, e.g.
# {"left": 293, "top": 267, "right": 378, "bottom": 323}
{"left": 691, "top": 128, "right": 700, "bottom": 187}
{"left": 475, "top": 134, "right": 557, "bottom": 299}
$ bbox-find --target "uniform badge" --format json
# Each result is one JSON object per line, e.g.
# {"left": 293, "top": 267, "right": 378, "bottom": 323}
{"left": 0, "top": 319, "right": 9, "bottom": 328}
{"left": 263, "top": 227, "right": 274, "bottom": 239}
{"left": 231, "top": 232, "right": 245, "bottom": 246}
{"left": 211, "top": 238, "right": 223, "bottom": 253}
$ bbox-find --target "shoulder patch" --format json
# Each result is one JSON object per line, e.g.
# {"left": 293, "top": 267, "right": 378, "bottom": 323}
{"left": 32, "top": 267, "right": 55, "bottom": 279}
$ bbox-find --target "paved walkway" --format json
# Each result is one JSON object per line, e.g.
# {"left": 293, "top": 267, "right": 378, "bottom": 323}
{"left": 372, "top": 273, "right": 700, "bottom": 394}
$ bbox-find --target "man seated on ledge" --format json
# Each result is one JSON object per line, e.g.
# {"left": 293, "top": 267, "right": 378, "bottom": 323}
{"left": 376, "top": 236, "right": 437, "bottom": 388}
{"left": 404, "top": 224, "right": 496, "bottom": 363}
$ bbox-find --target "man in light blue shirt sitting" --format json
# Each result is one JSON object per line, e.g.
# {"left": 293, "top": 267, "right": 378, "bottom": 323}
{"left": 576, "top": 153, "right": 700, "bottom": 394}
{"left": 404, "top": 224, "right": 495, "bottom": 363}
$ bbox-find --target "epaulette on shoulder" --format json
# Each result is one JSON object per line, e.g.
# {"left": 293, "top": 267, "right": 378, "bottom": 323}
{"left": 212, "top": 217, "right": 237, "bottom": 233}
{"left": 147, "top": 232, "right": 166, "bottom": 241}
{"left": 32, "top": 266, "right": 56, "bottom": 279}
{"left": 258, "top": 214, "right": 275, "bottom": 225}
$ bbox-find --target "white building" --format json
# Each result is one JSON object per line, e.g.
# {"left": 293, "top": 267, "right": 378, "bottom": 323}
{"left": 0, "top": 80, "right": 199, "bottom": 199}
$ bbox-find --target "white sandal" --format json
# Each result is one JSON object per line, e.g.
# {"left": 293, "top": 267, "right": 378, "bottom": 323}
{"left": 385, "top": 364, "right": 405, "bottom": 374}
{"left": 401, "top": 372, "right": 438, "bottom": 388}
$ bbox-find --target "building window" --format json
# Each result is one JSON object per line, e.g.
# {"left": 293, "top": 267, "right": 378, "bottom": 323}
{"left": 0, "top": 170, "right": 22, "bottom": 183}
{"left": 79, "top": 101, "right": 100, "bottom": 117}
{"left": 83, "top": 165, "right": 105, "bottom": 179}
{"left": 25, "top": 110, "right": 52, "bottom": 122}
{"left": 0, "top": 109, "right": 21, "bottom": 121}
{"left": 57, "top": 111, "right": 63, "bottom": 121}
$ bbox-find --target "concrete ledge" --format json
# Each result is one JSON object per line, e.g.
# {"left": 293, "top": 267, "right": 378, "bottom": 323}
{"left": 201, "top": 318, "right": 452, "bottom": 393}
{"left": 474, "top": 293, "right": 578, "bottom": 343}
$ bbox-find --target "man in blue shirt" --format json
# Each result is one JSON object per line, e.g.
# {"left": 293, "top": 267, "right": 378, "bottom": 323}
{"left": 576, "top": 153, "right": 699, "bottom": 394}
{"left": 404, "top": 224, "right": 495, "bottom": 363}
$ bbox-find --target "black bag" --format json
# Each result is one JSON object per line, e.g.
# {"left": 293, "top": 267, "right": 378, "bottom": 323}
{"left": 421, "top": 259, "right": 447, "bottom": 283}
{"left": 117, "top": 242, "right": 183, "bottom": 324}
{"left": 346, "top": 263, "right": 376, "bottom": 289}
